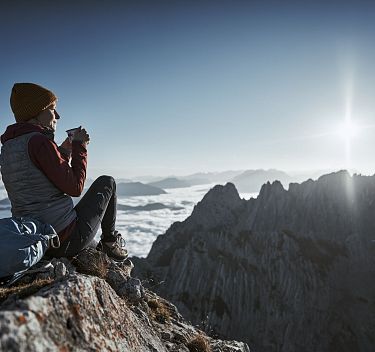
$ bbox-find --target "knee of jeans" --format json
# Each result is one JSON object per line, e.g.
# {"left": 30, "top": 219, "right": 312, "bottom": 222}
{"left": 97, "top": 175, "right": 116, "bottom": 189}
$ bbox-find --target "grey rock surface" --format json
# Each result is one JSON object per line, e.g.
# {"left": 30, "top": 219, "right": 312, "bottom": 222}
{"left": 0, "top": 251, "right": 250, "bottom": 352}
{"left": 133, "top": 170, "right": 375, "bottom": 352}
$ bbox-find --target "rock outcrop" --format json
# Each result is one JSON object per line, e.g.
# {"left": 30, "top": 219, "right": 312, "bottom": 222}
{"left": 0, "top": 249, "right": 250, "bottom": 352}
{"left": 133, "top": 171, "right": 375, "bottom": 352}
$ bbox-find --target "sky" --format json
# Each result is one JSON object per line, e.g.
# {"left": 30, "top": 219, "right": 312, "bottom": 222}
{"left": 1, "top": 0, "right": 375, "bottom": 179}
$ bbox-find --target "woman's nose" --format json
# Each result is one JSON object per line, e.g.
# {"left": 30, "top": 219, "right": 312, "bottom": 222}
{"left": 54, "top": 110, "right": 60, "bottom": 119}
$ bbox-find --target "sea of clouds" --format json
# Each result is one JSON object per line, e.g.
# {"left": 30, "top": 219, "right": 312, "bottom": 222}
{"left": 0, "top": 184, "right": 257, "bottom": 258}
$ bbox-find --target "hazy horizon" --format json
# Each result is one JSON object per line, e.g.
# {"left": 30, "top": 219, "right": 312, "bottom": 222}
{"left": 87, "top": 166, "right": 371, "bottom": 183}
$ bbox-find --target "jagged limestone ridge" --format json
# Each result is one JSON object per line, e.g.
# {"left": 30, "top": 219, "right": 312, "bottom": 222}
{"left": 133, "top": 171, "right": 375, "bottom": 352}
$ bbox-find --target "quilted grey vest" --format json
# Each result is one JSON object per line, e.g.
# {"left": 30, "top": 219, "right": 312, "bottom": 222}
{"left": 0, "top": 132, "right": 76, "bottom": 232}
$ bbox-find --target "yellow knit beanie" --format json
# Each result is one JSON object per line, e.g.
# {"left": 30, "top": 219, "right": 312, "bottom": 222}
{"left": 10, "top": 83, "right": 57, "bottom": 122}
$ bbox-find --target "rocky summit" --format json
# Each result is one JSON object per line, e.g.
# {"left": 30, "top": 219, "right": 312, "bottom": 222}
{"left": 133, "top": 170, "right": 375, "bottom": 352}
{"left": 0, "top": 249, "right": 250, "bottom": 352}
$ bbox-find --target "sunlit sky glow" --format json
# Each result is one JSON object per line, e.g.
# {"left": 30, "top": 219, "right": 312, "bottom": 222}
{"left": 1, "top": 0, "right": 375, "bottom": 178}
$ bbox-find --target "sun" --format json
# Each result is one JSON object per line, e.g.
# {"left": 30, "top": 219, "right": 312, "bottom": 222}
{"left": 337, "top": 120, "right": 360, "bottom": 139}
{"left": 336, "top": 118, "right": 361, "bottom": 170}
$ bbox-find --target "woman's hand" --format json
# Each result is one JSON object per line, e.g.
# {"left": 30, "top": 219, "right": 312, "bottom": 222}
{"left": 60, "top": 137, "right": 72, "bottom": 153}
{"left": 73, "top": 128, "right": 90, "bottom": 145}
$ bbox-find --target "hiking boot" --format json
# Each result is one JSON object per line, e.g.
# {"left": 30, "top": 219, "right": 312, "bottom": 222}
{"left": 96, "top": 232, "right": 128, "bottom": 261}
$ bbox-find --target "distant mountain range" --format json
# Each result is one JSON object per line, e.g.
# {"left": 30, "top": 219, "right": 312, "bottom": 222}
{"left": 0, "top": 198, "right": 10, "bottom": 210}
{"left": 182, "top": 170, "right": 245, "bottom": 184}
{"left": 231, "top": 169, "right": 291, "bottom": 193}
{"left": 133, "top": 170, "right": 375, "bottom": 352}
{"left": 0, "top": 198, "right": 10, "bottom": 205}
{"left": 116, "top": 182, "right": 166, "bottom": 197}
{"left": 147, "top": 178, "right": 191, "bottom": 189}
{"left": 140, "top": 169, "right": 294, "bottom": 193}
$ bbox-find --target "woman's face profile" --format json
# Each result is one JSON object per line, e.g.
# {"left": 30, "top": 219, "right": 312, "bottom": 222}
{"left": 36, "top": 101, "right": 60, "bottom": 131}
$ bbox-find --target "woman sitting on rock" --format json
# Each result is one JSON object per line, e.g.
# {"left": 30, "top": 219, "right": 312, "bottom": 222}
{"left": 0, "top": 82, "right": 128, "bottom": 261}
